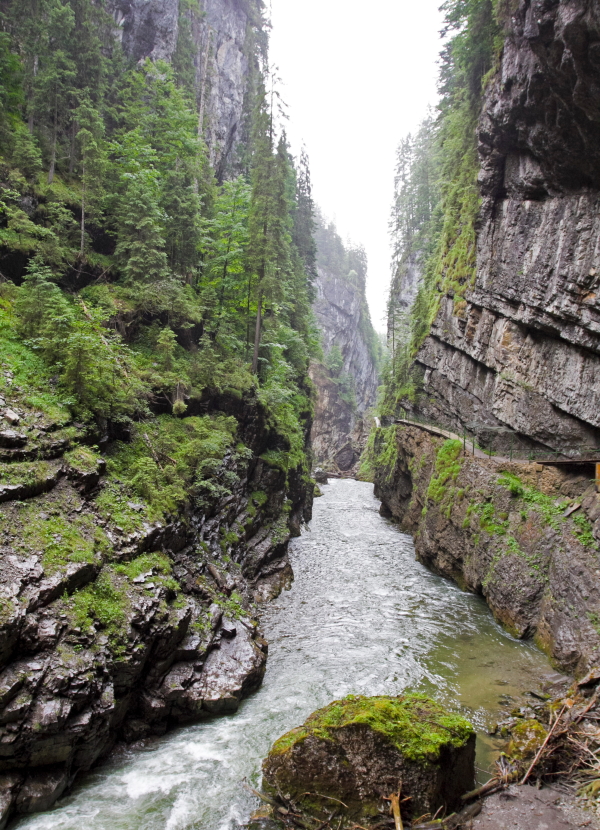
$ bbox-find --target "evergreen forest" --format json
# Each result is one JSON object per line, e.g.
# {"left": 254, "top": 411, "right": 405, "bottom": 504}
{"left": 383, "top": 0, "right": 503, "bottom": 416}
{"left": 0, "top": 0, "right": 319, "bottom": 520}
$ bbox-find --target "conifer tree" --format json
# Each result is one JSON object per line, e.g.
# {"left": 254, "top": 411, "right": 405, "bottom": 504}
{"left": 113, "top": 130, "right": 169, "bottom": 284}
{"left": 75, "top": 94, "right": 107, "bottom": 255}
{"left": 292, "top": 146, "right": 317, "bottom": 290}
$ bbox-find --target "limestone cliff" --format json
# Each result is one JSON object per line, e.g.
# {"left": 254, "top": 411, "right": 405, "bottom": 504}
{"left": 409, "top": 0, "right": 600, "bottom": 452}
{"left": 310, "top": 217, "right": 381, "bottom": 472}
{"left": 0, "top": 389, "right": 311, "bottom": 826}
{"left": 374, "top": 424, "right": 600, "bottom": 676}
{"left": 109, "top": 0, "right": 256, "bottom": 178}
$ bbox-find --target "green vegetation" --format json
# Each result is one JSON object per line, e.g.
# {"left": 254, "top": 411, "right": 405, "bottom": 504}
{"left": 0, "top": 459, "right": 52, "bottom": 486}
{"left": 101, "top": 414, "right": 238, "bottom": 521}
{"left": 15, "top": 506, "right": 100, "bottom": 572}
{"left": 64, "top": 446, "right": 101, "bottom": 474}
{"left": 0, "top": 0, "right": 317, "bottom": 498}
{"left": 315, "top": 212, "right": 382, "bottom": 391}
{"left": 426, "top": 439, "right": 463, "bottom": 503}
{"left": 270, "top": 694, "right": 474, "bottom": 764}
{"left": 358, "top": 425, "right": 399, "bottom": 483}
{"left": 381, "top": 0, "right": 503, "bottom": 416}
{"left": 497, "top": 473, "right": 598, "bottom": 549}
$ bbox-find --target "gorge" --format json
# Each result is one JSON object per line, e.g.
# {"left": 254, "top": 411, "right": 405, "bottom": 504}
{"left": 0, "top": 0, "right": 599, "bottom": 826}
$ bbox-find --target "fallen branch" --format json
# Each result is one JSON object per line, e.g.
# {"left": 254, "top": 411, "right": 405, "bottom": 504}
{"left": 460, "top": 777, "right": 502, "bottom": 802}
{"left": 520, "top": 704, "right": 567, "bottom": 785}
{"left": 389, "top": 791, "right": 403, "bottom": 830}
{"left": 299, "top": 793, "right": 349, "bottom": 809}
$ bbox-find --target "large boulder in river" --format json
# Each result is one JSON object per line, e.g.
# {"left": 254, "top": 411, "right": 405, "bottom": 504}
{"left": 262, "top": 694, "right": 475, "bottom": 822}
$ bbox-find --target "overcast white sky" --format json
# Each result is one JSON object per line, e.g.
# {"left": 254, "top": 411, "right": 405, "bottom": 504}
{"left": 268, "top": 0, "right": 444, "bottom": 332}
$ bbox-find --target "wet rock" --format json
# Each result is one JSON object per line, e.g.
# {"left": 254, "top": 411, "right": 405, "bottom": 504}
{"left": 335, "top": 441, "right": 357, "bottom": 472}
{"left": 374, "top": 425, "right": 600, "bottom": 675}
{"left": 197, "top": 625, "right": 266, "bottom": 714}
{"left": 262, "top": 694, "right": 475, "bottom": 822}
{"left": 313, "top": 468, "right": 328, "bottom": 484}
{"left": 507, "top": 719, "right": 548, "bottom": 762}
{"left": 220, "top": 618, "right": 237, "bottom": 639}
{"left": 15, "top": 766, "right": 69, "bottom": 814}
{"left": 0, "top": 431, "right": 26, "bottom": 449}
{"left": 2, "top": 411, "right": 19, "bottom": 427}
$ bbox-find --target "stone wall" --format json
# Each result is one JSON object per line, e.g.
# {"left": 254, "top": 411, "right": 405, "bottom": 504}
{"left": 411, "top": 0, "right": 600, "bottom": 452}
{"left": 109, "top": 0, "right": 252, "bottom": 177}
{"left": 311, "top": 264, "right": 379, "bottom": 472}
{"left": 374, "top": 424, "right": 600, "bottom": 676}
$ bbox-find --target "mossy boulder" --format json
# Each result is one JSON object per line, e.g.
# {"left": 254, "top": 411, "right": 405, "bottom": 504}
{"left": 262, "top": 694, "right": 475, "bottom": 821}
{"left": 507, "top": 719, "right": 547, "bottom": 760}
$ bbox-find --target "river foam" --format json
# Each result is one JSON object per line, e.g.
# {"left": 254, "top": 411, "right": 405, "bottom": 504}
{"left": 16, "top": 479, "right": 552, "bottom": 830}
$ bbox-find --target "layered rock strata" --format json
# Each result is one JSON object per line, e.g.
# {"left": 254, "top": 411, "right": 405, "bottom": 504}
{"left": 109, "top": 0, "right": 253, "bottom": 177}
{"left": 374, "top": 424, "right": 600, "bottom": 676}
{"left": 411, "top": 0, "right": 600, "bottom": 452}
{"left": 311, "top": 263, "right": 379, "bottom": 473}
{"left": 0, "top": 389, "right": 311, "bottom": 826}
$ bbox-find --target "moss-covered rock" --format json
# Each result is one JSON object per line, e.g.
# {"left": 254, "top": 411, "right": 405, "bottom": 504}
{"left": 262, "top": 694, "right": 475, "bottom": 822}
{"left": 507, "top": 719, "right": 547, "bottom": 761}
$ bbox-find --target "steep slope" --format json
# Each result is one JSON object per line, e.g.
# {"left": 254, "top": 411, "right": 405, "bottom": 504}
{"left": 310, "top": 217, "right": 381, "bottom": 472}
{"left": 374, "top": 0, "right": 600, "bottom": 674}
{"left": 395, "top": 0, "right": 600, "bottom": 453}
{"left": 0, "top": 0, "right": 317, "bottom": 822}
{"left": 109, "top": 0, "right": 256, "bottom": 179}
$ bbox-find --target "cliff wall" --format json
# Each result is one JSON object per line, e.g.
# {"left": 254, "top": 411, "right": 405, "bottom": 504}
{"left": 310, "top": 220, "right": 381, "bottom": 472}
{"left": 374, "top": 424, "right": 600, "bottom": 676}
{"left": 412, "top": 0, "right": 600, "bottom": 452}
{"left": 0, "top": 388, "right": 311, "bottom": 826}
{"left": 109, "top": 0, "right": 254, "bottom": 177}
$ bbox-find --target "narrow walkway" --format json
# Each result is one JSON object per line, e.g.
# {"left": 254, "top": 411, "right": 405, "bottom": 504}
{"left": 395, "top": 418, "right": 512, "bottom": 463}
{"left": 395, "top": 418, "right": 600, "bottom": 471}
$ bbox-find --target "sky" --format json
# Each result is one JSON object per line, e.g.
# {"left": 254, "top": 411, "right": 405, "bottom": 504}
{"left": 268, "top": 0, "right": 445, "bottom": 332}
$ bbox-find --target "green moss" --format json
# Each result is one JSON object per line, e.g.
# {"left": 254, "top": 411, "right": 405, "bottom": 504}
{"left": 271, "top": 694, "right": 474, "bottom": 765}
{"left": 64, "top": 446, "right": 101, "bottom": 474}
{"left": 0, "top": 460, "right": 52, "bottom": 486}
{"left": 508, "top": 719, "right": 547, "bottom": 760}
{"left": 95, "top": 482, "right": 149, "bottom": 535}
{"left": 251, "top": 490, "right": 268, "bottom": 507}
{"left": 587, "top": 612, "right": 600, "bottom": 636}
{"left": 498, "top": 473, "right": 598, "bottom": 550}
{"left": 113, "top": 552, "right": 172, "bottom": 580}
{"left": 214, "top": 590, "right": 245, "bottom": 620}
{"left": 68, "top": 568, "right": 129, "bottom": 651}
{"left": 360, "top": 425, "right": 400, "bottom": 483}
{"left": 18, "top": 508, "right": 98, "bottom": 572}
{"left": 427, "top": 439, "right": 463, "bottom": 504}
{"left": 572, "top": 514, "right": 599, "bottom": 550}
{"left": 102, "top": 413, "right": 238, "bottom": 522}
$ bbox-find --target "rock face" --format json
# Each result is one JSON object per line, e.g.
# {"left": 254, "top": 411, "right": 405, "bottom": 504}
{"left": 411, "top": 0, "right": 600, "bottom": 452}
{"left": 373, "top": 424, "right": 600, "bottom": 676}
{"left": 0, "top": 389, "right": 311, "bottom": 827}
{"left": 262, "top": 694, "right": 475, "bottom": 822}
{"left": 109, "top": 0, "right": 253, "bottom": 177}
{"left": 311, "top": 220, "right": 380, "bottom": 473}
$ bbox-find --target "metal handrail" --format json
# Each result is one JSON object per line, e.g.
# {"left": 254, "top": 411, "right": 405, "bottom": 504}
{"left": 394, "top": 409, "right": 600, "bottom": 464}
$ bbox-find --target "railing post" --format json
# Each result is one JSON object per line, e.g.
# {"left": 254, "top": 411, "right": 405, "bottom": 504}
{"left": 596, "top": 462, "right": 600, "bottom": 493}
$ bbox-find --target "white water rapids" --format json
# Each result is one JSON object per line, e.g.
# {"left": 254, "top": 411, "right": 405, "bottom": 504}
{"left": 16, "top": 479, "right": 554, "bottom": 830}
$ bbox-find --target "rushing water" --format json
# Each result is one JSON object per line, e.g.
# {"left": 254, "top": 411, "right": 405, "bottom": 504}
{"left": 17, "top": 479, "right": 557, "bottom": 830}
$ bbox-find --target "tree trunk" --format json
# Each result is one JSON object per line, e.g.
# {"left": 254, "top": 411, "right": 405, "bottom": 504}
{"left": 80, "top": 165, "right": 85, "bottom": 256}
{"left": 69, "top": 120, "right": 76, "bottom": 175}
{"left": 48, "top": 93, "right": 58, "bottom": 184}
{"left": 251, "top": 294, "right": 262, "bottom": 374}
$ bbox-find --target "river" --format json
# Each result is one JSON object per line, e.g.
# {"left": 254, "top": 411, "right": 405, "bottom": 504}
{"left": 16, "top": 479, "right": 556, "bottom": 830}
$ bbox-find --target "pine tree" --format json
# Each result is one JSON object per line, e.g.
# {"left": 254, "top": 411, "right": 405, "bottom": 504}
{"left": 75, "top": 94, "right": 107, "bottom": 255}
{"left": 113, "top": 130, "right": 169, "bottom": 284}
{"left": 292, "top": 146, "right": 317, "bottom": 291}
